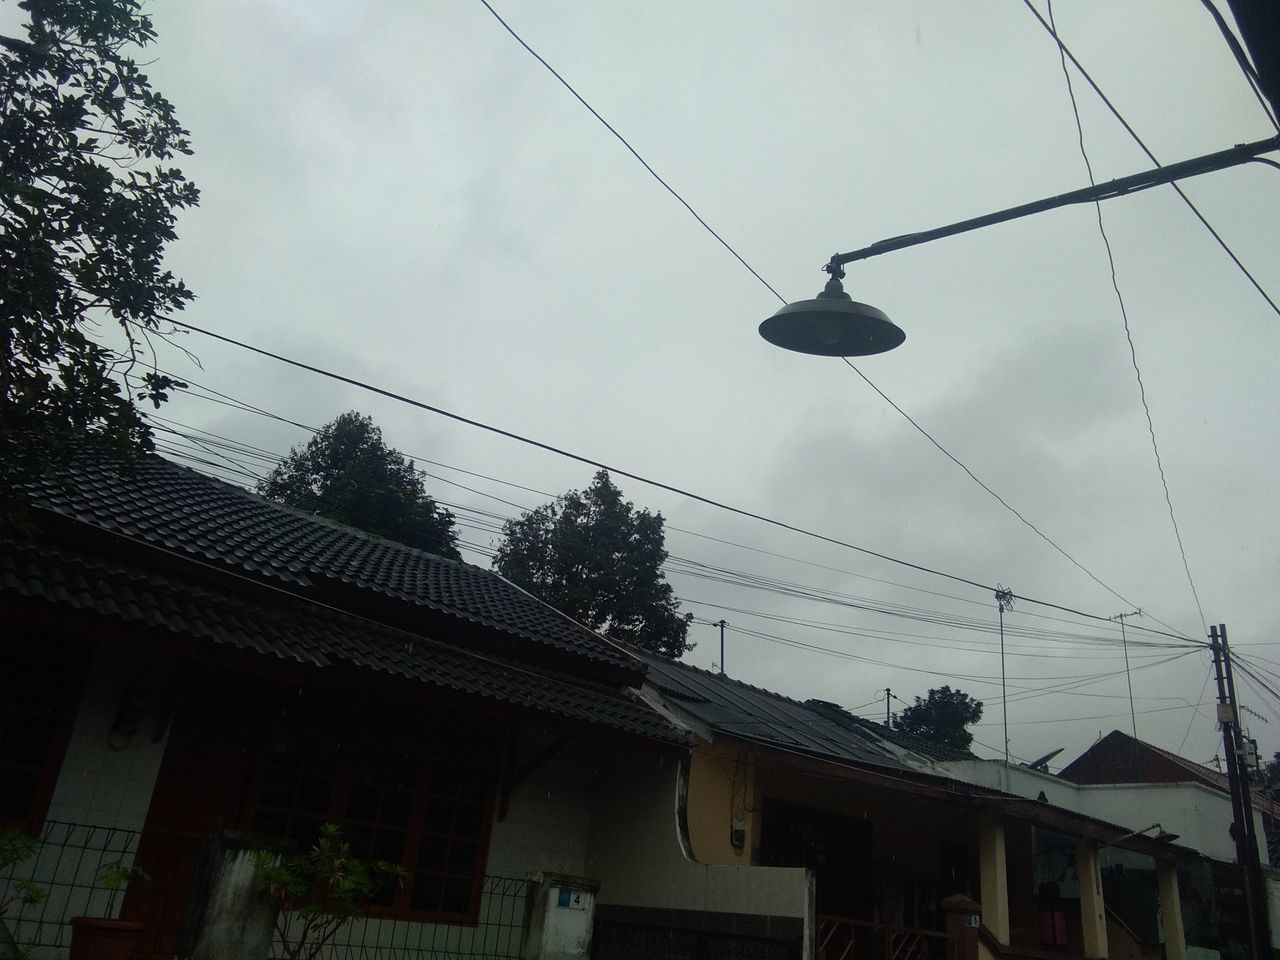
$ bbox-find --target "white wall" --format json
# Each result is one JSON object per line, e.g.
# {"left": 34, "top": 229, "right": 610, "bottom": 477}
{"left": 44, "top": 646, "right": 170, "bottom": 832}
{"left": 485, "top": 728, "right": 600, "bottom": 879}
{"left": 3, "top": 647, "right": 170, "bottom": 955}
{"left": 937, "top": 759, "right": 1265, "bottom": 865}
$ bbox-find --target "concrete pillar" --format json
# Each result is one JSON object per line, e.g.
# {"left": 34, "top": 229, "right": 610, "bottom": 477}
{"left": 1075, "top": 843, "right": 1108, "bottom": 959}
{"left": 524, "top": 873, "right": 598, "bottom": 960}
{"left": 1156, "top": 861, "right": 1187, "bottom": 960}
{"left": 978, "top": 817, "right": 1010, "bottom": 944}
{"left": 942, "top": 893, "right": 982, "bottom": 960}
{"left": 188, "top": 841, "right": 278, "bottom": 960}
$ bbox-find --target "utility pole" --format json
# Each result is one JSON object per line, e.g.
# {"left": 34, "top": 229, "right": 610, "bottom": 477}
{"left": 1109, "top": 610, "right": 1142, "bottom": 777}
{"left": 995, "top": 585, "right": 1014, "bottom": 764}
{"left": 715, "top": 619, "right": 727, "bottom": 676}
{"left": 885, "top": 688, "right": 892, "bottom": 726}
{"left": 1210, "top": 623, "right": 1269, "bottom": 956}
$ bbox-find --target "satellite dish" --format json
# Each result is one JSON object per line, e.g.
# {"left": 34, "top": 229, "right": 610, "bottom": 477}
{"left": 1024, "top": 748, "right": 1064, "bottom": 772}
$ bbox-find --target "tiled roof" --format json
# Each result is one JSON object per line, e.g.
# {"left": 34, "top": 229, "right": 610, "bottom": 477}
{"left": 26, "top": 455, "right": 636, "bottom": 672}
{"left": 636, "top": 652, "right": 914, "bottom": 773}
{"left": 1, "top": 539, "right": 684, "bottom": 744}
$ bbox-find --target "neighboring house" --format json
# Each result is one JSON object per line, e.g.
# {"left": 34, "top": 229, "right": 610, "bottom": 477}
{"left": 636, "top": 652, "right": 1196, "bottom": 960}
{"left": 0, "top": 454, "right": 810, "bottom": 959}
{"left": 1060, "top": 730, "right": 1280, "bottom": 862}
{"left": 933, "top": 736, "right": 1273, "bottom": 959}
{"left": 1054, "top": 729, "right": 1279, "bottom": 958}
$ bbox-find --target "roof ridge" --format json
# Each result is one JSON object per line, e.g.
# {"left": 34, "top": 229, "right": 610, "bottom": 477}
{"left": 154, "top": 455, "right": 481, "bottom": 571}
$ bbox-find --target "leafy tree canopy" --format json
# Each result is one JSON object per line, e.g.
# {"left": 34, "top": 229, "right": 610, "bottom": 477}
{"left": 493, "top": 470, "right": 692, "bottom": 659}
{"left": 258, "top": 412, "right": 460, "bottom": 560}
{"left": 893, "top": 685, "right": 983, "bottom": 752}
{"left": 2, "top": 0, "right": 197, "bottom": 523}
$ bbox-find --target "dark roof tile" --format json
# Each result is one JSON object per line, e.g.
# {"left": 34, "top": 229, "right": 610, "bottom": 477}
{"left": 28, "top": 455, "right": 636, "bottom": 672}
{"left": 1, "top": 540, "right": 683, "bottom": 744}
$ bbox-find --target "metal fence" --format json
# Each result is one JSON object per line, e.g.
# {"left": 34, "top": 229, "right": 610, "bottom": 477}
{"left": 298, "top": 876, "right": 531, "bottom": 960}
{"left": 0, "top": 821, "right": 530, "bottom": 959}
{"left": 815, "top": 915, "right": 954, "bottom": 960}
{"left": 0, "top": 819, "right": 190, "bottom": 956}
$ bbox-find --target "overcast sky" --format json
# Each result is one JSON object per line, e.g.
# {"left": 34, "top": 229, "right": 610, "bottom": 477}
{"left": 24, "top": 1, "right": 1280, "bottom": 771}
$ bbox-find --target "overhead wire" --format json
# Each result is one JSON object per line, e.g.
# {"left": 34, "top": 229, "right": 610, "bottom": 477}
{"left": 842, "top": 358, "right": 1161, "bottom": 627}
{"left": 473, "top": 0, "right": 785, "bottom": 303}
{"left": 1234, "top": 669, "right": 1280, "bottom": 725}
{"left": 1196, "top": 0, "right": 1280, "bottom": 132}
{"left": 1178, "top": 659, "right": 1216, "bottom": 755}
{"left": 133, "top": 394, "right": 1179, "bottom": 650}
{"left": 146, "top": 406, "right": 1213, "bottom": 734}
{"left": 143, "top": 407, "right": 1185, "bottom": 664}
{"left": 1018, "top": 0, "right": 1280, "bottom": 319}
{"left": 471, "top": 0, "right": 1195, "bottom": 641}
{"left": 1044, "top": 0, "right": 1208, "bottom": 637}
{"left": 165, "top": 316, "right": 1201, "bottom": 645}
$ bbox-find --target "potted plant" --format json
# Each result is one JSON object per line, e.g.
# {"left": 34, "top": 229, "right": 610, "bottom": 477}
{"left": 69, "top": 859, "right": 149, "bottom": 960}
{"left": 256, "top": 823, "right": 407, "bottom": 960}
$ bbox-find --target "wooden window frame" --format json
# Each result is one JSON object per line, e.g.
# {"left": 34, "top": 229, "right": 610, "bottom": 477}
{"left": 243, "top": 693, "right": 502, "bottom": 925}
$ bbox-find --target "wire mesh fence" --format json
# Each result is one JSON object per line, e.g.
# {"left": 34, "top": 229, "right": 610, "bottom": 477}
{"left": 305, "top": 875, "right": 531, "bottom": 959}
{"left": 0, "top": 821, "right": 530, "bottom": 959}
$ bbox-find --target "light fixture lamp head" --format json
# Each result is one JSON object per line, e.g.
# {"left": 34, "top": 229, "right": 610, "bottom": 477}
{"left": 758, "top": 261, "right": 905, "bottom": 357}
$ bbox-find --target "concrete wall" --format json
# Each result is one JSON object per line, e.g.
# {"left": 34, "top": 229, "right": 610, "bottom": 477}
{"left": 585, "top": 746, "right": 811, "bottom": 921}
{"left": 937, "top": 759, "right": 1264, "bottom": 865}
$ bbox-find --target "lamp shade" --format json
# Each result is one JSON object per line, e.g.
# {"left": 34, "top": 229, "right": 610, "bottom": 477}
{"left": 759, "top": 278, "right": 904, "bottom": 357}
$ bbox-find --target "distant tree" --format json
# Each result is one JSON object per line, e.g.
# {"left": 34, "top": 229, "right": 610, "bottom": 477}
{"left": 259, "top": 412, "right": 460, "bottom": 559}
{"left": 493, "top": 470, "right": 692, "bottom": 658}
{"left": 2, "top": 0, "right": 198, "bottom": 524}
{"left": 893, "top": 685, "right": 983, "bottom": 751}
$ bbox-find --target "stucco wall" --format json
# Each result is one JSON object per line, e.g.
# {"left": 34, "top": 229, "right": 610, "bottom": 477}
{"left": 685, "top": 741, "right": 755, "bottom": 865}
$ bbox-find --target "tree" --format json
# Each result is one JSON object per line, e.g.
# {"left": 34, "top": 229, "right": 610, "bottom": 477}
{"left": 493, "top": 470, "right": 692, "bottom": 658}
{"left": 258, "top": 412, "right": 461, "bottom": 560}
{"left": 893, "top": 685, "right": 983, "bottom": 751}
{"left": 2, "top": 0, "right": 198, "bottom": 523}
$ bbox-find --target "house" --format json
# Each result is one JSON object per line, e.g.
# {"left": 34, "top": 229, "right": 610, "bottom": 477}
{"left": 1060, "top": 730, "right": 1280, "bottom": 863}
{"left": 635, "top": 652, "right": 1198, "bottom": 960}
{"left": 1054, "top": 729, "right": 1280, "bottom": 957}
{"left": 0, "top": 454, "right": 812, "bottom": 959}
{"left": 0, "top": 452, "right": 1221, "bottom": 960}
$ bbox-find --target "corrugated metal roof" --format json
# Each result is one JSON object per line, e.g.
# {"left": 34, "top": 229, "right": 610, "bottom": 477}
{"left": 638, "top": 653, "right": 914, "bottom": 773}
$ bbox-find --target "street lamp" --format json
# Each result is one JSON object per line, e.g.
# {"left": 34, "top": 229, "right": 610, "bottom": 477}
{"left": 758, "top": 263, "right": 905, "bottom": 357}
{"left": 758, "top": 135, "right": 1279, "bottom": 358}
{"left": 1102, "top": 822, "right": 1180, "bottom": 848}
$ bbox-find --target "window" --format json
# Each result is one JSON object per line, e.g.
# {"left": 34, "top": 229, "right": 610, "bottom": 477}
{"left": 247, "top": 692, "right": 503, "bottom": 922}
{"left": 0, "top": 634, "right": 89, "bottom": 832}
